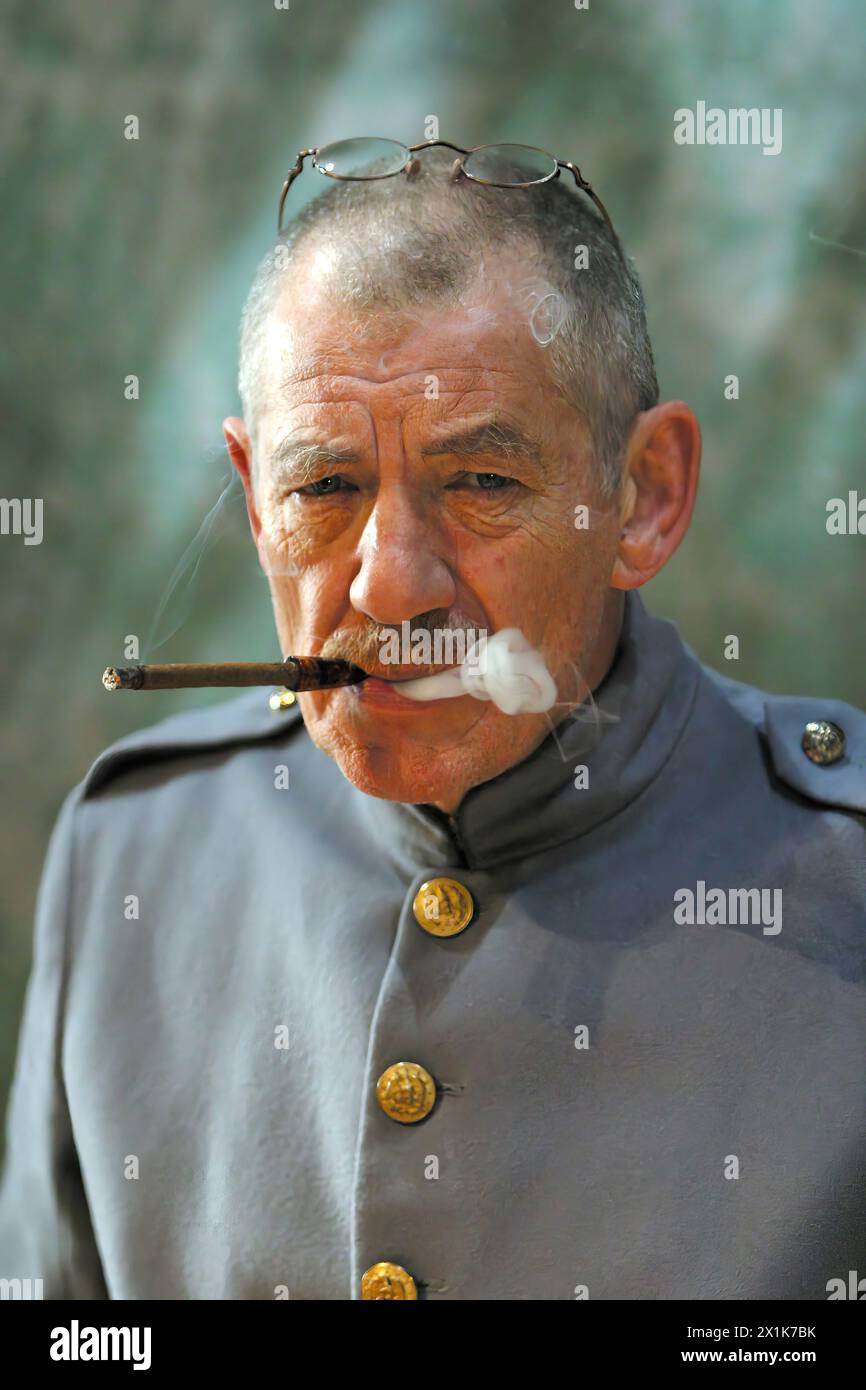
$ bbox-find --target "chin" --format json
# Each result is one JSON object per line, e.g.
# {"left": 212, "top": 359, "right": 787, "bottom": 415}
{"left": 307, "top": 709, "right": 548, "bottom": 808}
{"left": 304, "top": 721, "right": 468, "bottom": 806}
{"left": 336, "top": 743, "right": 467, "bottom": 807}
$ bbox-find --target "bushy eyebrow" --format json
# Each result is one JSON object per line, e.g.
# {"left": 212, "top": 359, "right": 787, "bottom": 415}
{"left": 269, "top": 437, "right": 363, "bottom": 485}
{"left": 420, "top": 417, "right": 544, "bottom": 467}
{"left": 268, "top": 415, "right": 552, "bottom": 485}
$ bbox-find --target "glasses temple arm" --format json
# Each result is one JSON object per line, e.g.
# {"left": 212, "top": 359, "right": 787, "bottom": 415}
{"left": 278, "top": 150, "right": 317, "bottom": 232}
{"left": 561, "top": 164, "right": 620, "bottom": 246}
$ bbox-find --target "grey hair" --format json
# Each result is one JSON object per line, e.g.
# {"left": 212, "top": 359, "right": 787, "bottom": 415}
{"left": 237, "top": 148, "right": 658, "bottom": 495}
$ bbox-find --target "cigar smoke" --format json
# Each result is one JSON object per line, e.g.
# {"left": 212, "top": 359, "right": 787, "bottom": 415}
{"left": 145, "top": 469, "right": 244, "bottom": 657}
{"left": 398, "top": 629, "right": 558, "bottom": 714}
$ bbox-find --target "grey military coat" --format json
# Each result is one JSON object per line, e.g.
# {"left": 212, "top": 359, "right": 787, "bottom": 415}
{"left": 1, "top": 593, "right": 864, "bottom": 1299}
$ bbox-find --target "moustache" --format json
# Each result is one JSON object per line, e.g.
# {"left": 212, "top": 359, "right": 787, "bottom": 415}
{"left": 316, "top": 609, "right": 487, "bottom": 679}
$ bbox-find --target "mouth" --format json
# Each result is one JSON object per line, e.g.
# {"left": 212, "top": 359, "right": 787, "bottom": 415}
{"left": 347, "top": 666, "right": 463, "bottom": 711}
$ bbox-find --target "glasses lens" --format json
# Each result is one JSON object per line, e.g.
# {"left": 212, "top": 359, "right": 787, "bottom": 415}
{"left": 314, "top": 138, "right": 410, "bottom": 180}
{"left": 461, "top": 143, "right": 558, "bottom": 187}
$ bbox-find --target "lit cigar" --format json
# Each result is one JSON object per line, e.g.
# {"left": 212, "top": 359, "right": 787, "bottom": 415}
{"left": 102, "top": 658, "right": 368, "bottom": 692}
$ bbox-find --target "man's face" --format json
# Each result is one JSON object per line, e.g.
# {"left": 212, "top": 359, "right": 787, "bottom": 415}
{"left": 236, "top": 248, "right": 626, "bottom": 810}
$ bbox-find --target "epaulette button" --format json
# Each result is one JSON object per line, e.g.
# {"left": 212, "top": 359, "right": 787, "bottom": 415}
{"left": 801, "top": 720, "right": 846, "bottom": 766}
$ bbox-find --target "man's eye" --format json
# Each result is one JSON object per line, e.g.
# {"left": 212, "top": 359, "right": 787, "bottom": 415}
{"left": 297, "top": 475, "right": 355, "bottom": 497}
{"left": 460, "top": 472, "right": 517, "bottom": 492}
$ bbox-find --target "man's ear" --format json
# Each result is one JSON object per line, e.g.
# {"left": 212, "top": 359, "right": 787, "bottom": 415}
{"left": 223, "top": 416, "right": 261, "bottom": 544}
{"left": 610, "top": 401, "right": 701, "bottom": 590}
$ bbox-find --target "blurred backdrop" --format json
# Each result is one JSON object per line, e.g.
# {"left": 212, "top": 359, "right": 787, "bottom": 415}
{"left": 1, "top": 0, "right": 865, "bottom": 1145}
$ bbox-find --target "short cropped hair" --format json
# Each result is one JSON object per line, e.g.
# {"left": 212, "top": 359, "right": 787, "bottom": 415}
{"left": 238, "top": 147, "right": 658, "bottom": 494}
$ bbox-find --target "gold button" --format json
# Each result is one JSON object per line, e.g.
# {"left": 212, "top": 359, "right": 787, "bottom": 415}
{"left": 268, "top": 687, "right": 296, "bottom": 711}
{"left": 413, "top": 878, "right": 475, "bottom": 937}
{"left": 802, "top": 720, "right": 846, "bottom": 765}
{"left": 376, "top": 1061, "right": 437, "bottom": 1124}
{"left": 361, "top": 1261, "right": 418, "bottom": 1300}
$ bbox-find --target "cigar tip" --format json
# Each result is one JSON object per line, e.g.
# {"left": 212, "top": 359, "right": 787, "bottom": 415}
{"left": 102, "top": 667, "right": 121, "bottom": 692}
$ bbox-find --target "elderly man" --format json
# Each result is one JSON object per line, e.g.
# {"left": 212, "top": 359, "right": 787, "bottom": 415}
{"left": 1, "top": 139, "right": 863, "bottom": 1301}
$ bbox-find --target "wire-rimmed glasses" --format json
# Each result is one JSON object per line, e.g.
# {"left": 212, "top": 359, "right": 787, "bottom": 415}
{"left": 276, "top": 137, "right": 618, "bottom": 242}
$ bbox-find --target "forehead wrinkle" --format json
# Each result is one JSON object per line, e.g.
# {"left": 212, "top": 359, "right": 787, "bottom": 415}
{"left": 277, "top": 361, "right": 528, "bottom": 391}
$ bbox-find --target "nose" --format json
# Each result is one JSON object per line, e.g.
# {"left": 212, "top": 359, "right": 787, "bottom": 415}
{"left": 349, "top": 487, "right": 456, "bottom": 624}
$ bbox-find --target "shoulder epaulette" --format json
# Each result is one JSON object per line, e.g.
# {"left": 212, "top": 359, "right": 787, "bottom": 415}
{"left": 708, "top": 668, "right": 866, "bottom": 815}
{"left": 763, "top": 694, "right": 866, "bottom": 815}
{"left": 82, "top": 688, "right": 303, "bottom": 798}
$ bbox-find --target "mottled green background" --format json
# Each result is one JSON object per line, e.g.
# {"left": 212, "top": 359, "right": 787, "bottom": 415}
{"left": 1, "top": 0, "right": 865, "bottom": 1143}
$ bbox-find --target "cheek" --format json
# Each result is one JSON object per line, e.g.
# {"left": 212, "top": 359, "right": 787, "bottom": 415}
{"left": 256, "top": 500, "right": 305, "bottom": 579}
{"left": 454, "top": 515, "right": 590, "bottom": 609}
{"left": 267, "top": 564, "right": 360, "bottom": 669}
{"left": 266, "top": 573, "right": 302, "bottom": 628}
{"left": 455, "top": 512, "right": 616, "bottom": 650}
{"left": 257, "top": 493, "right": 357, "bottom": 574}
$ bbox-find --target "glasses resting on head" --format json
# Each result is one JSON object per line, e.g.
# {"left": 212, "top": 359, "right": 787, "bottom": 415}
{"left": 276, "top": 136, "right": 619, "bottom": 245}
